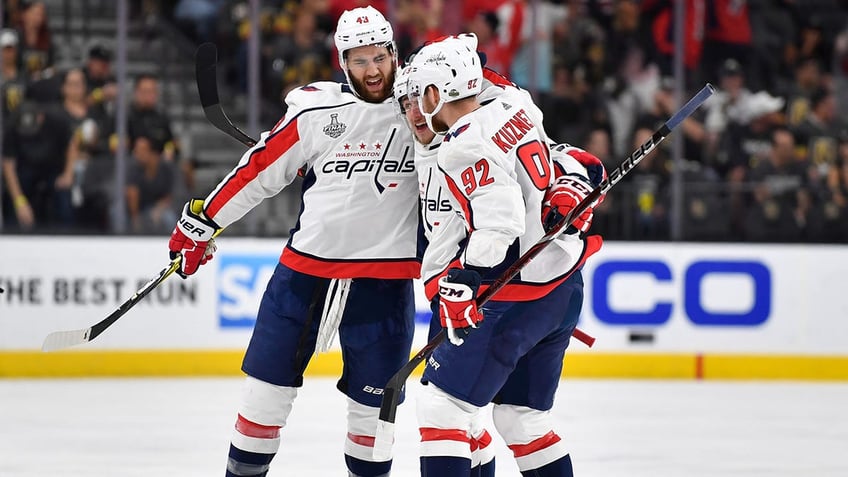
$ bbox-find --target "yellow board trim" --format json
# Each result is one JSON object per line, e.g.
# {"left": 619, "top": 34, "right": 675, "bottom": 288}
{"left": 2, "top": 351, "right": 848, "bottom": 380}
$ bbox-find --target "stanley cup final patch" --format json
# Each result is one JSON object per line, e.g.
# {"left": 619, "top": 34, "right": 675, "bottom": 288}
{"left": 323, "top": 113, "right": 347, "bottom": 138}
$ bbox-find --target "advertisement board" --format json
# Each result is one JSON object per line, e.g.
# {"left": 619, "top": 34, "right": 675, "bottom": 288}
{"left": 2, "top": 237, "right": 846, "bottom": 378}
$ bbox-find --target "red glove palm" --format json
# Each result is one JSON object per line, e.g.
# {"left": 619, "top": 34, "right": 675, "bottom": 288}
{"left": 438, "top": 268, "right": 483, "bottom": 346}
{"left": 169, "top": 199, "right": 220, "bottom": 278}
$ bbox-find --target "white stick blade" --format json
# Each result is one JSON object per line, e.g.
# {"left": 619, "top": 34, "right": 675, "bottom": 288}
{"left": 41, "top": 329, "right": 90, "bottom": 352}
{"left": 372, "top": 420, "right": 395, "bottom": 461}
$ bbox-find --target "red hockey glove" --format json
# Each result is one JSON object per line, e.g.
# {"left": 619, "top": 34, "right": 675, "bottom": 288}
{"left": 168, "top": 199, "right": 220, "bottom": 278}
{"left": 542, "top": 175, "right": 595, "bottom": 234}
{"left": 438, "top": 268, "right": 483, "bottom": 346}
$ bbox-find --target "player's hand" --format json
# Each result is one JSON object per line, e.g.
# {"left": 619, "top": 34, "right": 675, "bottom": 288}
{"left": 542, "top": 175, "right": 595, "bottom": 234}
{"left": 438, "top": 268, "right": 483, "bottom": 346}
{"left": 168, "top": 199, "right": 220, "bottom": 278}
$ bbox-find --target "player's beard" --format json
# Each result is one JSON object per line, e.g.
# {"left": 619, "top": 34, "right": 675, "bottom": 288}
{"left": 350, "top": 70, "right": 395, "bottom": 103}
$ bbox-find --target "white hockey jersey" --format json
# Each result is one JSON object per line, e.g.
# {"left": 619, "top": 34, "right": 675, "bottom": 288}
{"left": 425, "top": 79, "right": 602, "bottom": 301}
{"left": 203, "top": 82, "right": 420, "bottom": 279}
{"left": 415, "top": 137, "right": 467, "bottom": 297}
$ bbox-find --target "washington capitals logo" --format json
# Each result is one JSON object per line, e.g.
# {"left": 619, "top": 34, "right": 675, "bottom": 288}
{"left": 323, "top": 113, "right": 347, "bottom": 138}
{"left": 323, "top": 128, "right": 414, "bottom": 197}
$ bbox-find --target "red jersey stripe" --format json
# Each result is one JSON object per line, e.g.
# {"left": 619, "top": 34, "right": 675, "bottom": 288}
{"left": 483, "top": 67, "right": 514, "bottom": 87}
{"left": 235, "top": 414, "right": 281, "bottom": 439}
{"left": 206, "top": 120, "right": 300, "bottom": 218}
{"left": 423, "top": 235, "right": 601, "bottom": 301}
{"left": 280, "top": 246, "right": 420, "bottom": 279}
{"left": 507, "top": 431, "right": 561, "bottom": 458}
{"left": 441, "top": 171, "right": 474, "bottom": 231}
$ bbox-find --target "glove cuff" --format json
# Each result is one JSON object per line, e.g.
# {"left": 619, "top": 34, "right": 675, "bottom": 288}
{"left": 177, "top": 199, "right": 220, "bottom": 241}
{"left": 438, "top": 278, "right": 476, "bottom": 303}
{"left": 446, "top": 268, "right": 482, "bottom": 289}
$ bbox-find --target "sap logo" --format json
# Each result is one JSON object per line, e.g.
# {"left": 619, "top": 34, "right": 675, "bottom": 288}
{"left": 591, "top": 260, "right": 771, "bottom": 326}
{"left": 218, "top": 253, "right": 278, "bottom": 327}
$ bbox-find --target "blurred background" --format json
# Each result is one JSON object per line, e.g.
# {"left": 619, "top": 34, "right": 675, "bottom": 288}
{"left": 1, "top": 0, "right": 847, "bottom": 241}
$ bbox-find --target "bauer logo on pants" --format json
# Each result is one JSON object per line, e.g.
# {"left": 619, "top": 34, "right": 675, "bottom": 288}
{"left": 217, "top": 253, "right": 278, "bottom": 328}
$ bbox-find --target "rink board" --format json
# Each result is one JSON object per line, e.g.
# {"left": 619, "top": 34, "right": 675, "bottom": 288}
{"left": 1, "top": 237, "right": 847, "bottom": 379}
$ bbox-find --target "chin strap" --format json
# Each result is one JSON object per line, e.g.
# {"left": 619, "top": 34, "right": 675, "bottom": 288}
{"left": 315, "top": 278, "right": 352, "bottom": 353}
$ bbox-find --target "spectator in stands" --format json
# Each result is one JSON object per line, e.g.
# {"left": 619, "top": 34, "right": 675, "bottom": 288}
{"left": 627, "top": 125, "right": 671, "bottom": 239}
{"left": 54, "top": 68, "right": 89, "bottom": 205}
{"left": 706, "top": 60, "right": 749, "bottom": 130}
{"left": 702, "top": 0, "right": 752, "bottom": 86}
{"left": 551, "top": 1, "right": 604, "bottom": 88}
{"left": 128, "top": 74, "right": 175, "bottom": 161}
{"left": 1, "top": 100, "right": 74, "bottom": 231}
{"left": 582, "top": 126, "right": 622, "bottom": 238}
{"left": 638, "top": 78, "right": 706, "bottom": 166}
{"left": 76, "top": 111, "right": 116, "bottom": 232}
{"left": 57, "top": 68, "right": 88, "bottom": 132}
{"left": 125, "top": 135, "right": 176, "bottom": 234}
{"left": 744, "top": 128, "right": 808, "bottom": 242}
{"left": 16, "top": 0, "right": 52, "bottom": 80}
{"left": 128, "top": 73, "right": 193, "bottom": 194}
{"left": 820, "top": 133, "right": 848, "bottom": 241}
{"left": 705, "top": 59, "right": 752, "bottom": 160}
{"left": 782, "top": 57, "right": 824, "bottom": 128}
{"left": 467, "top": 10, "right": 511, "bottom": 74}
{"left": 713, "top": 90, "right": 785, "bottom": 238}
{"left": 0, "top": 29, "right": 26, "bottom": 116}
{"left": 264, "top": 7, "right": 332, "bottom": 103}
{"left": 641, "top": 0, "right": 705, "bottom": 81}
{"left": 601, "top": 0, "right": 642, "bottom": 80}
{"left": 792, "top": 87, "right": 842, "bottom": 182}
{"left": 393, "top": 0, "right": 446, "bottom": 62}
{"left": 746, "top": 0, "right": 798, "bottom": 91}
{"left": 83, "top": 44, "right": 117, "bottom": 119}
{"left": 541, "top": 61, "right": 609, "bottom": 144}
{"left": 510, "top": 0, "right": 561, "bottom": 94}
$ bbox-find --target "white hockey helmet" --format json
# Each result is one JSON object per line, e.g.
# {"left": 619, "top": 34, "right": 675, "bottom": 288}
{"left": 393, "top": 64, "right": 413, "bottom": 113}
{"left": 406, "top": 34, "right": 483, "bottom": 134}
{"left": 334, "top": 6, "right": 396, "bottom": 94}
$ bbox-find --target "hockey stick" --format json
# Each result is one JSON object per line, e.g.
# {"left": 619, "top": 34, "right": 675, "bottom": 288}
{"left": 372, "top": 83, "right": 716, "bottom": 460}
{"left": 41, "top": 257, "right": 183, "bottom": 352}
{"left": 195, "top": 42, "right": 257, "bottom": 147}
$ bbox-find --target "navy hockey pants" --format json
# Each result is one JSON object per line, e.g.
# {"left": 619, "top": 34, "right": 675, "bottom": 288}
{"left": 242, "top": 263, "right": 415, "bottom": 407}
{"left": 423, "top": 271, "right": 584, "bottom": 409}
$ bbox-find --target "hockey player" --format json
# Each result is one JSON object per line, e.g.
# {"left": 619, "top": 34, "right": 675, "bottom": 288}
{"left": 167, "top": 7, "right": 419, "bottom": 477}
{"left": 394, "top": 62, "right": 497, "bottom": 477}
{"left": 401, "top": 35, "right": 604, "bottom": 476}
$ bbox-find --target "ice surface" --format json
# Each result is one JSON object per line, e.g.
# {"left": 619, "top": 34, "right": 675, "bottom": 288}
{"left": 0, "top": 378, "right": 846, "bottom": 476}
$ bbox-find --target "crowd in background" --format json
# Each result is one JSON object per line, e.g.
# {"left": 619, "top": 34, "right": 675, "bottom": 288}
{"left": 2, "top": 0, "right": 848, "bottom": 242}
{"left": 1, "top": 0, "right": 191, "bottom": 235}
